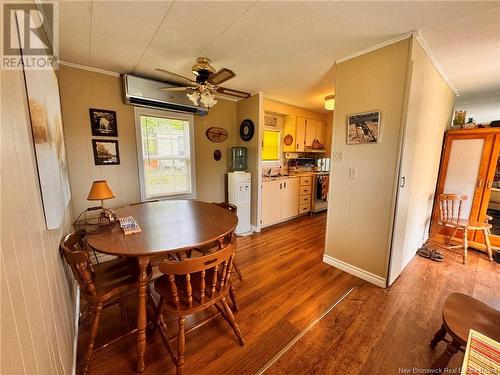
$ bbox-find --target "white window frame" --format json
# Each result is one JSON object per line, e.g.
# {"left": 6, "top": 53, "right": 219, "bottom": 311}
{"left": 134, "top": 107, "right": 196, "bottom": 201}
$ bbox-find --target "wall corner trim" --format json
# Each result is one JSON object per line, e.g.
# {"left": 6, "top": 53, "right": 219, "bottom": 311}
{"left": 59, "top": 60, "right": 121, "bottom": 77}
{"left": 336, "top": 32, "right": 413, "bottom": 64}
{"left": 323, "top": 254, "right": 387, "bottom": 288}
{"left": 412, "top": 30, "right": 459, "bottom": 96}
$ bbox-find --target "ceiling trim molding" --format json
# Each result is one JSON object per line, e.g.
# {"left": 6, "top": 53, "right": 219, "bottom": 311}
{"left": 412, "top": 30, "right": 459, "bottom": 96}
{"left": 59, "top": 60, "right": 121, "bottom": 77}
{"left": 336, "top": 32, "right": 413, "bottom": 64}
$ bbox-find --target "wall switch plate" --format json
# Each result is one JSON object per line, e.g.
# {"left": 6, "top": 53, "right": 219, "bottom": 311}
{"left": 333, "top": 151, "right": 344, "bottom": 162}
{"left": 349, "top": 168, "right": 358, "bottom": 179}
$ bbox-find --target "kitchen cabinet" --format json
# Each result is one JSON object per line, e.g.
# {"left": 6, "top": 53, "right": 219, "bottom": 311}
{"left": 282, "top": 115, "right": 326, "bottom": 152}
{"left": 282, "top": 178, "right": 299, "bottom": 219}
{"left": 261, "top": 177, "right": 300, "bottom": 226}
{"left": 283, "top": 115, "right": 297, "bottom": 152}
{"left": 262, "top": 180, "right": 282, "bottom": 225}
{"left": 305, "top": 119, "right": 326, "bottom": 147}
{"left": 299, "top": 176, "right": 312, "bottom": 213}
{"left": 296, "top": 117, "right": 306, "bottom": 151}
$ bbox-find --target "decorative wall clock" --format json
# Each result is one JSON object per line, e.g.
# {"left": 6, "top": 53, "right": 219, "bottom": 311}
{"left": 240, "top": 119, "right": 254, "bottom": 141}
{"left": 206, "top": 127, "right": 228, "bottom": 142}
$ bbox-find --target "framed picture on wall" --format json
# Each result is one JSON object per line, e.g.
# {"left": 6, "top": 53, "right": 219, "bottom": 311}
{"left": 347, "top": 111, "right": 381, "bottom": 144}
{"left": 92, "top": 139, "right": 120, "bottom": 165}
{"left": 89, "top": 108, "right": 118, "bottom": 137}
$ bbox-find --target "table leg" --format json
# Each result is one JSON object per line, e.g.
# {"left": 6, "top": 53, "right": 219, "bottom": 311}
{"left": 136, "top": 256, "right": 149, "bottom": 373}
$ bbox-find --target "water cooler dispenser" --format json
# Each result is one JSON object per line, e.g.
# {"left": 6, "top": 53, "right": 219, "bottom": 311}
{"left": 228, "top": 172, "right": 251, "bottom": 235}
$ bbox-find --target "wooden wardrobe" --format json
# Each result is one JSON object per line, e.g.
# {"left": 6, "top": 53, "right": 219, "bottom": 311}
{"left": 433, "top": 127, "right": 500, "bottom": 251}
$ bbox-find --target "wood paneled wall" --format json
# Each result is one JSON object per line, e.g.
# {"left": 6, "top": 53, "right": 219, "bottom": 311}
{"left": 325, "top": 39, "right": 411, "bottom": 280}
{"left": 58, "top": 65, "right": 140, "bottom": 216}
{"left": 1, "top": 68, "right": 76, "bottom": 373}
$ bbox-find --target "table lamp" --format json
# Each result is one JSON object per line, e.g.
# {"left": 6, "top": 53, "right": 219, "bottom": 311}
{"left": 72, "top": 180, "right": 117, "bottom": 234}
{"left": 87, "top": 180, "right": 115, "bottom": 209}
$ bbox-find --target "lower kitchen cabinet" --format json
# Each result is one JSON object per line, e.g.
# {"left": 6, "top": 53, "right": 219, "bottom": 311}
{"left": 262, "top": 180, "right": 282, "bottom": 225}
{"left": 281, "top": 178, "right": 299, "bottom": 219}
{"left": 261, "top": 177, "right": 300, "bottom": 226}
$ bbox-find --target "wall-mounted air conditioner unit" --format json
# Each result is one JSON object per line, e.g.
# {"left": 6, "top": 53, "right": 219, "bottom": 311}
{"left": 122, "top": 74, "right": 208, "bottom": 116}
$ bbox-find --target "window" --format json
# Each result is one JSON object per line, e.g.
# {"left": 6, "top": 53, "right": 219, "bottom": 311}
{"left": 135, "top": 108, "right": 195, "bottom": 200}
{"left": 262, "top": 130, "right": 281, "bottom": 162}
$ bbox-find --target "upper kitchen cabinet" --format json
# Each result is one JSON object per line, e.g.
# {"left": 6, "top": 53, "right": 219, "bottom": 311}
{"left": 305, "top": 119, "right": 326, "bottom": 147}
{"left": 283, "top": 115, "right": 297, "bottom": 152}
{"left": 264, "top": 99, "right": 329, "bottom": 153}
{"left": 296, "top": 116, "right": 306, "bottom": 151}
{"left": 283, "top": 115, "right": 325, "bottom": 152}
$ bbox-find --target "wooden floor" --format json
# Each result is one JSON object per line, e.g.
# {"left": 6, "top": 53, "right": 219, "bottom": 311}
{"left": 79, "top": 213, "right": 499, "bottom": 375}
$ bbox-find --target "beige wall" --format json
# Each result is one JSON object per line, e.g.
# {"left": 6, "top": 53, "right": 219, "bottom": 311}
{"left": 388, "top": 39, "right": 455, "bottom": 283}
{"left": 324, "top": 39, "right": 411, "bottom": 279}
{"left": 58, "top": 65, "right": 140, "bottom": 216}
{"left": 1, "top": 68, "right": 75, "bottom": 373}
{"left": 237, "top": 93, "right": 264, "bottom": 226}
{"left": 194, "top": 99, "right": 238, "bottom": 202}
{"left": 59, "top": 65, "right": 240, "bottom": 215}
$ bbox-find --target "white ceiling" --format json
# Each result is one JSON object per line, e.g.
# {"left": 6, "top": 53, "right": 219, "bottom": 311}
{"left": 58, "top": 1, "right": 500, "bottom": 112}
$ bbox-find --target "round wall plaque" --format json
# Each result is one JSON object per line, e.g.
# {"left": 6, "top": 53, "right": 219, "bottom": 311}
{"left": 284, "top": 134, "right": 293, "bottom": 146}
{"left": 239, "top": 119, "right": 254, "bottom": 142}
{"left": 206, "top": 127, "right": 228, "bottom": 143}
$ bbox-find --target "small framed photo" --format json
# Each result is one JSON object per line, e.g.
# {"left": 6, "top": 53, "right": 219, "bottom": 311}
{"left": 347, "top": 111, "right": 381, "bottom": 145}
{"left": 89, "top": 108, "right": 118, "bottom": 137}
{"left": 92, "top": 139, "right": 120, "bottom": 165}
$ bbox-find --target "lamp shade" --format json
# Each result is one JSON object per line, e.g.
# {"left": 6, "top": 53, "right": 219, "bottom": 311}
{"left": 324, "top": 95, "right": 335, "bottom": 111}
{"left": 87, "top": 180, "right": 115, "bottom": 201}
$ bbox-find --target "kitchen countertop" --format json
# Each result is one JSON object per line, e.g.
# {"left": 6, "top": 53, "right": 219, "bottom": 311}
{"left": 262, "top": 171, "right": 329, "bottom": 182}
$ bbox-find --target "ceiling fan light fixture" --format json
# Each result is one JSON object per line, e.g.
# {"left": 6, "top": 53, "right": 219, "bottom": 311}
{"left": 192, "top": 57, "right": 215, "bottom": 76}
{"left": 324, "top": 94, "right": 335, "bottom": 110}
{"left": 187, "top": 91, "right": 200, "bottom": 106}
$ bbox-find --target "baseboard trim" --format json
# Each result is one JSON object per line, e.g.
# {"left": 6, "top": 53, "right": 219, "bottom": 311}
{"left": 251, "top": 225, "right": 261, "bottom": 233}
{"left": 71, "top": 286, "right": 80, "bottom": 375}
{"left": 323, "top": 254, "right": 387, "bottom": 288}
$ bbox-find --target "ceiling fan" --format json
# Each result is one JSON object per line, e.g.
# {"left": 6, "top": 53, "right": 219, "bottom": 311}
{"left": 157, "top": 57, "right": 250, "bottom": 109}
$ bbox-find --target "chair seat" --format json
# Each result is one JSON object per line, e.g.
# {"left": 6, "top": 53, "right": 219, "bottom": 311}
{"left": 154, "top": 270, "right": 228, "bottom": 315}
{"left": 443, "top": 293, "right": 500, "bottom": 347}
{"left": 441, "top": 219, "right": 492, "bottom": 230}
{"left": 93, "top": 257, "right": 149, "bottom": 295}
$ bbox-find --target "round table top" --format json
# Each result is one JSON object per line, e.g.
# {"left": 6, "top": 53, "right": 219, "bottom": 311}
{"left": 86, "top": 200, "right": 238, "bottom": 257}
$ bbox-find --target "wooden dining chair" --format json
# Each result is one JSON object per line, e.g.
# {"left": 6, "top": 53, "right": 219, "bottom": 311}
{"left": 60, "top": 230, "right": 153, "bottom": 375}
{"left": 196, "top": 202, "right": 243, "bottom": 281}
{"left": 431, "top": 194, "right": 493, "bottom": 264}
{"left": 154, "top": 242, "right": 245, "bottom": 375}
{"left": 430, "top": 293, "right": 500, "bottom": 371}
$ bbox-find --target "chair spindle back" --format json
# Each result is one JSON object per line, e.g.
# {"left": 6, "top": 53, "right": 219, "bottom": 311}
{"left": 158, "top": 243, "right": 235, "bottom": 310}
{"left": 60, "top": 230, "right": 97, "bottom": 296}
{"left": 438, "top": 194, "right": 468, "bottom": 224}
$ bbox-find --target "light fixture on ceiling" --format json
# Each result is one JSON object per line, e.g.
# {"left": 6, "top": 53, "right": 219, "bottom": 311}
{"left": 324, "top": 94, "right": 335, "bottom": 110}
{"left": 186, "top": 84, "right": 218, "bottom": 109}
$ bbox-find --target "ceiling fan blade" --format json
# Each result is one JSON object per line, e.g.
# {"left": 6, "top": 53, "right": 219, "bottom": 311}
{"left": 208, "top": 68, "right": 235, "bottom": 85}
{"left": 156, "top": 68, "right": 196, "bottom": 86}
{"left": 216, "top": 86, "right": 250, "bottom": 99}
{"left": 159, "top": 86, "right": 190, "bottom": 91}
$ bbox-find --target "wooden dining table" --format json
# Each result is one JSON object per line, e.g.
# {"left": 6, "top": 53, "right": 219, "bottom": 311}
{"left": 86, "top": 200, "right": 238, "bottom": 373}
